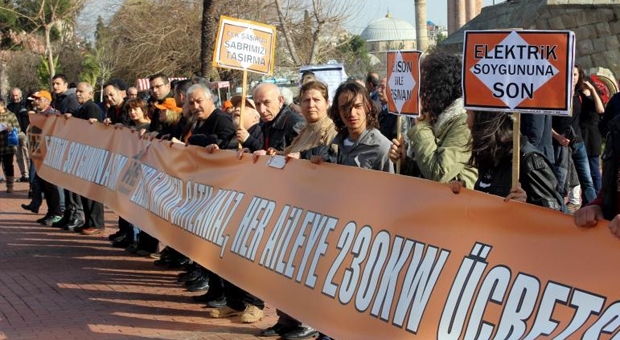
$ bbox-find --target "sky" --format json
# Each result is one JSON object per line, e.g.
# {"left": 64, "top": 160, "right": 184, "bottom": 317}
{"left": 347, "top": 0, "right": 504, "bottom": 34}
{"left": 78, "top": 0, "right": 506, "bottom": 41}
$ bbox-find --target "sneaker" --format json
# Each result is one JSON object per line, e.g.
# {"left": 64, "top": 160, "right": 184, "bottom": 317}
{"left": 36, "top": 214, "right": 50, "bottom": 224}
{"left": 209, "top": 306, "right": 242, "bottom": 319}
{"left": 18, "top": 176, "right": 29, "bottom": 183}
{"left": 240, "top": 304, "right": 263, "bottom": 323}
{"left": 42, "top": 215, "right": 62, "bottom": 226}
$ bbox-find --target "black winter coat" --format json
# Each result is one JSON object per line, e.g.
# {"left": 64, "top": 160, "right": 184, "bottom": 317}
{"left": 260, "top": 106, "right": 304, "bottom": 152}
{"left": 474, "top": 141, "right": 565, "bottom": 211}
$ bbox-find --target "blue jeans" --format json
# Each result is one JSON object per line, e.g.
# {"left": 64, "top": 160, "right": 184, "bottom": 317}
{"left": 588, "top": 156, "right": 602, "bottom": 194}
{"left": 571, "top": 142, "right": 597, "bottom": 204}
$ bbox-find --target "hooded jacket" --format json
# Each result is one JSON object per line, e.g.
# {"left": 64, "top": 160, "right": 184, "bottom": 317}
{"left": 407, "top": 98, "right": 478, "bottom": 188}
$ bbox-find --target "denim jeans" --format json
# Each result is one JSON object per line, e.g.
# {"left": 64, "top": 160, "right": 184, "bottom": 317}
{"left": 571, "top": 142, "right": 597, "bottom": 204}
{"left": 588, "top": 155, "right": 602, "bottom": 194}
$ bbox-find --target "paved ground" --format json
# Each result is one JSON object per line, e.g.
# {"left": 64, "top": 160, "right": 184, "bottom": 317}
{"left": 0, "top": 177, "right": 278, "bottom": 340}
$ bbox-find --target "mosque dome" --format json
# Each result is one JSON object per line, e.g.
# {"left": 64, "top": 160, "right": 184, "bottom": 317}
{"left": 360, "top": 12, "right": 417, "bottom": 42}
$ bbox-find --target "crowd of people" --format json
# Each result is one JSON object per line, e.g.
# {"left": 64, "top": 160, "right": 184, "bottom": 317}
{"left": 1, "top": 49, "right": 620, "bottom": 339}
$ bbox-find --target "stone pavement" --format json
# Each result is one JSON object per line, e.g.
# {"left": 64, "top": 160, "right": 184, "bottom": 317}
{"left": 0, "top": 178, "right": 278, "bottom": 340}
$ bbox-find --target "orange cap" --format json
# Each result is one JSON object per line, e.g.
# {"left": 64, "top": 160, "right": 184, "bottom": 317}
{"left": 154, "top": 98, "right": 182, "bottom": 113}
{"left": 31, "top": 90, "right": 52, "bottom": 101}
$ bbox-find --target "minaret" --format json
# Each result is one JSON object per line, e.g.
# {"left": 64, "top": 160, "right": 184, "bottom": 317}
{"left": 448, "top": 0, "right": 483, "bottom": 34}
{"left": 448, "top": 0, "right": 456, "bottom": 34}
{"left": 415, "top": 0, "right": 428, "bottom": 51}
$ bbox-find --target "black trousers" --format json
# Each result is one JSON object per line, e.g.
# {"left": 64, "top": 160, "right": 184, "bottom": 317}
{"left": 224, "top": 280, "right": 264, "bottom": 311}
{"left": 39, "top": 176, "right": 61, "bottom": 216}
{"left": 64, "top": 189, "right": 84, "bottom": 219}
{"left": 1, "top": 153, "right": 14, "bottom": 177}
{"left": 80, "top": 196, "right": 104, "bottom": 228}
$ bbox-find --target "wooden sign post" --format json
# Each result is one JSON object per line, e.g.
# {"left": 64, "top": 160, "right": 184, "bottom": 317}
{"left": 212, "top": 16, "right": 277, "bottom": 149}
{"left": 385, "top": 50, "right": 422, "bottom": 173}
{"left": 462, "top": 30, "right": 575, "bottom": 187}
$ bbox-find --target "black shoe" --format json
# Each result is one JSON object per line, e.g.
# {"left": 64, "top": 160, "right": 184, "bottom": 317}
{"left": 35, "top": 214, "right": 50, "bottom": 224}
{"left": 112, "top": 237, "right": 135, "bottom": 248}
{"left": 125, "top": 243, "right": 139, "bottom": 253}
{"left": 192, "top": 292, "right": 211, "bottom": 303}
{"left": 260, "top": 323, "right": 296, "bottom": 337}
{"left": 154, "top": 256, "right": 174, "bottom": 267}
{"left": 178, "top": 269, "right": 202, "bottom": 283}
{"left": 191, "top": 289, "right": 222, "bottom": 303}
{"left": 108, "top": 231, "right": 126, "bottom": 241}
{"left": 167, "top": 257, "right": 190, "bottom": 269}
{"left": 19, "top": 176, "right": 29, "bottom": 183}
{"left": 185, "top": 273, "right": 208, "bottom": 287}
{"left": 21, "top": 204, "right": 39, "bottom": 214}
{"left": 187, "top": 278, "right": 210, "bottom": 292}
{"left": 205, "top": 296, "right": 226, "bottom": 308}
{"left": 64, "top": 218, "right": 85, "bottom": 231}
{"left": 73, "top": 224, "right": 87, "bottom": 233}
{"left": 282, "top": 327, "right": 319, "bottom": 340}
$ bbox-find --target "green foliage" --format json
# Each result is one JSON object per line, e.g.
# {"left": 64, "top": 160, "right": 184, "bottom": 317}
{"left": 38, "top": 54, "right": 60, "bottom": 87}
{"left": 80, "top": 50, "right": 100, "bottom": 87}
{"left": 436, "top": 32, "right": 447, "bottom": 44}
{"left": 336, "top": 35, "right": 374, "bottom": 76}
{"left": 0, "top": 0, "right": 81, "bottom": 36}
{"left": 0, "top": 7, "right": 19, "bottom": 31}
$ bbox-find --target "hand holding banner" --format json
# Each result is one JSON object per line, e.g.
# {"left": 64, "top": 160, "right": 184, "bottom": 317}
{"left": 30, "top": 115, "right": 620, "bottom": 340}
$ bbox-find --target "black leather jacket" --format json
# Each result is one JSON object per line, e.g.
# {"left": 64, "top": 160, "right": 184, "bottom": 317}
{"left": 474, "top": 141, "right": 565, "bottom": 211}
{"left": 260, "top": 106, "right": 304, "bottom": 152}
{"left": 600, "top": 115, "right": 620, "bottom": 220}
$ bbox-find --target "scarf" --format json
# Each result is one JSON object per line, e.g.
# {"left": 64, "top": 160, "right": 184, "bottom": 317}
{"left": 284, "top": 115, "right": 337, "bottom": 154}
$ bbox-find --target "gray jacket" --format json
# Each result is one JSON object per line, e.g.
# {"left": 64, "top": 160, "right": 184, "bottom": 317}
{"left": 330, "top": 128, "right": 394, "bottom": 173}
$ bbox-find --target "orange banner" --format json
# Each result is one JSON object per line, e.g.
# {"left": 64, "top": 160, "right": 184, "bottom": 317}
{"left": 30, "top": 114, "right": 620, "bottom": 339}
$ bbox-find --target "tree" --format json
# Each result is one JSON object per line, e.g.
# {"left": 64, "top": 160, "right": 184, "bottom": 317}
{"left": 0, "top": 0, "right": 87, "bottom": 83}
{"left": 200, "top": 0, "right": 216, "bottom": 78}
{"left": 5, "top": 50, "right": 41, "bottom": 92}
{"left": 436, "top": 32, "right": 447, "bottom": 44}
{"left": 101, "top": 0, "right": 201, "bottom": 82}
{"left": 273, "top": 0, "right": 359, "bottom": 66}
{"left": 335, "top": 34, "right": 373, "bottom": 77}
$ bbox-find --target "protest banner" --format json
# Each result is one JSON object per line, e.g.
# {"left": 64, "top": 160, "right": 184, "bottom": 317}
{"left": 299, "top": 63, "right": 348, "bottom": 102}
{"left": 386, "top": 50, "right": 421, "bottom": 116}
{"left": 462, "top": 30, "right": 575, "bottom": 116}
{"left": 212, "top": 15, "right": 276, "bottom": 148}
{"left": 212, "top": 15, "right": 276, "bottom": 75}
{"left": 30, "top": 114, "right": 620, "bottom": 340}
